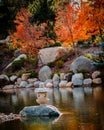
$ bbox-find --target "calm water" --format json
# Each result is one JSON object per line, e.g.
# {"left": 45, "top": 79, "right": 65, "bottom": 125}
{"left": 0, "top": 86, "right": 104, "bottom": 130}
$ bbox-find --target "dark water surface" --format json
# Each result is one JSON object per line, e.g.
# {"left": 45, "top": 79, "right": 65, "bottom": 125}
{"left": 0, "top": 86, "right": 104, "bottom": 130}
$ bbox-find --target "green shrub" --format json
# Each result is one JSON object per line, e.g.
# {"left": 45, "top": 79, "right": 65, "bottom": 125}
{"left": 26, "top": 56, "right": 38, "bottom": 67}
{"left": 56, "top": 60, "right": 64, "bottom": 69}
{"left": 92, "top": 52, "right": 104, "bottom": 63}
{"left": 80, "top": 44, "right": 90, "bottom": 49}
{"left": 28, "top": 70, "right": 38, "bottom": 78}
{"left": 17, "top": 70, "right": 26, "bottom": 77}
{"left": 60, "top": 56, "right": 68, "bottom": 62}
{"left": 12, "top": 59, "right": 24, "bottom": 71}
{"left": 84, "top": 53, "right": 93, "bottom": 60}
{"left": 77, "top": 69, "right": 89, "bottom": 74}
{"left": 48, "top": 62, "right": 56, "bottom": 68}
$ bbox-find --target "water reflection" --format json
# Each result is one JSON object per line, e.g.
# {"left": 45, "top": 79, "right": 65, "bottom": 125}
{"left": 21, "top": 116, "right": 60, "bottom": 125}
{"left": 0, "top": 86, "right": 104, "bottom": 130}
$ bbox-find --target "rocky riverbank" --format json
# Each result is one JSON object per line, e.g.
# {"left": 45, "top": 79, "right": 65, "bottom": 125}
{"left": 0, "top": 113, "right": 20, "bottom": 124}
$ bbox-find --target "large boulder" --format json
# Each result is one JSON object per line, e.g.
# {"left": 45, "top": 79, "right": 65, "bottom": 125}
{"left": 39, "top": 47, "right": 70, "bottom": 65}
{"left": 38, "top": 66, "right": 52, "bottom": 82}
{"left": 70, "top": 56, "right": 95, "bottom": 73}
{"left": 20, "top": 105, "right": 60, "bottom": 117}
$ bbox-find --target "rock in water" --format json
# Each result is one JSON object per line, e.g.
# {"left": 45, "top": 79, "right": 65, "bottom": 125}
{"left": 20, "top": 105, "right": 60, "bottom": 117}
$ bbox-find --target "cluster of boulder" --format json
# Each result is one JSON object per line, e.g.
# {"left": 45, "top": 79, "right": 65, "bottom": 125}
{"left": 0, "top": 113, "right": 20, "bottom": 124}
{"left": 0, "top": 64, "right": 102, "bottom": 90}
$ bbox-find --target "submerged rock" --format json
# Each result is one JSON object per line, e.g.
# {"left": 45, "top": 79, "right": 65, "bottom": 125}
{"left": 20, "top": 105, "right": 60, "bottom": 117}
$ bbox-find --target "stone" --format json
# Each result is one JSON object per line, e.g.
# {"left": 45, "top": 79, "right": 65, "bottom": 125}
{"left": 34, "top": 81, "right": 40, "bottom": 88}
{"left": 70, "top": 56, "right": 95, "bottom": 73}
{"left": 60, "top": 73, "right": 65, "bottom": 80}
{"left": 45, "top": 79, "right": 53, "bottom": 84}
{"left": 66, "top": 82, "right": 73, "bottom": 87}
{"left": 28, "top": 78, "right": 38, "bottom": 84}
{"left": 20, "top": 105, "right": 60, "bottom": 117}
{"left": 10, "top": 75, "right": 17, "bottom": 82}
{"left": 15, "top": 78, "right": 21, "bottom": 85}
{"left": 72, "top": 73, "right": 83, "bottom": 80}
{"left": 39, "top": 47, "right": 70, "bottom": 65}
{"left": 59, "top": 80, "right": 67, "bottom": 88}
{"left": 26, "top": 83, "right": 34, "bottom": 88}
{"left": 53, "top": 74, "right": 60, "bottom": 82}
{"left": 19, "top": 81, "right": 28, "bottom": 88}
{"left": 83, "top": 78, "right": 92, "bottom": 85}
{"left": 92, "top": 71, "right": 101, "bottom": 79}
{"left": 46, "top": 82, "right": 53, "bottom": 88}
{"left": 65, "top": 73, "right": 73, "bottom": 82}
{"left": 39, "top": 82, "right": 45, "bottom": 88}
{"left": 21, "top": 73, "right": 30, "bottom": 81}
{"left": 3, "top": 85, "right": 14, "bottom": 90}
{"left": 53, "top": 81, "right": 59, "bottom": 88}
{"left": 73, "top": 79, "right": 83, "bottom": 86}
{"left": 39, "top": 66, "right": 52, "bottom": 82}
{"left": 72, "top": 73, "right": 83, "bottom": 86}
{"left": 0, "top": 113, "right": 20, "bottom": 124}
{"left": 93, "top": 78, "right": 102, "bottom": 84}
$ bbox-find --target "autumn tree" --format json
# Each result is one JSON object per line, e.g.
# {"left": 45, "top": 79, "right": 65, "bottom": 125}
{"left": 54, "top": 0, "right": 104, "bottom": 47}
{"left": 87, "top": 0, "right": 104, "bottom": 41}
{"left": 76, "top": 0, "right": 104, "bottom": 42}
{"left": 11, "top": 8, "right": 54, "bottom": 56}
{"left": 54, "top": 2, "right": 80, "bottom": 46}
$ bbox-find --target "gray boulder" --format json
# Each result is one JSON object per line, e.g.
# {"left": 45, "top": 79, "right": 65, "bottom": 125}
{"left": 19, "top": 81, "right": 28, "bottom": 88}
{"left": 83, "top": 78, "right": 92, "bottom": 85}
{"left": 70, "top": 56, "right": 95, "bottom": 73}
{"left": 72, "top": 73, "right": 83, "bottom": 86}
{"left": 38, "top": 66, "right": 52, "bottom": 82}
{"left": 20, "top": 105, "right": 60, "bottom": 117}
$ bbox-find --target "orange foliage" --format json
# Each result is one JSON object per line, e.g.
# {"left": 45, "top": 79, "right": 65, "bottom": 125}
{"left": 54, "top": 0, "right": 104, "bottom": 46}
{"left": 11, "top": 8, "right": 53, "bottom": 55}
{"left": 54, "top": 2, "right": 81, "bottom": 45}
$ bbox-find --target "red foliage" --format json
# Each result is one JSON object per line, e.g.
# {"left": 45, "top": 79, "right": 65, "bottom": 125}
{"left": 11, "top": 8, "right": 53, "bottom": 55}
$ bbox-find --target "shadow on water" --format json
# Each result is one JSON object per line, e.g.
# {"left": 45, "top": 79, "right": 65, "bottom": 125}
{"left": 20, "top": 116, "right": 61, "bottom": 125}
